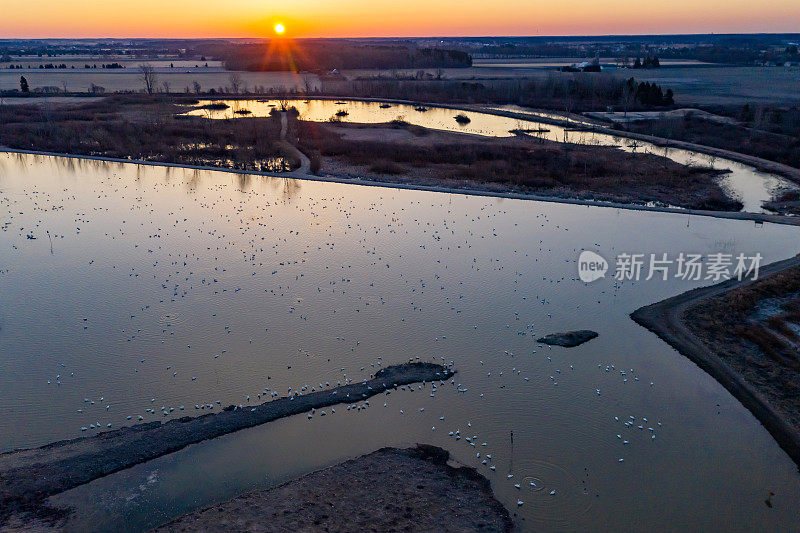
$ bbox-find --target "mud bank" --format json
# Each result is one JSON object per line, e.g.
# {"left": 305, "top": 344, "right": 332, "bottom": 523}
{"left": 153, "top": 444, "right": 513, "bottom": 533}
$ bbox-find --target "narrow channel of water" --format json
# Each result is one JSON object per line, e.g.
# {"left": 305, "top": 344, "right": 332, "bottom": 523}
{"left": 184, "top": 98, "right": 794, "bottom": 213}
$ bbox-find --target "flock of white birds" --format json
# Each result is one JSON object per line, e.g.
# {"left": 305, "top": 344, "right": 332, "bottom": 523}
{"left": 7, "top": 152, "right": 775, "bottom": 524}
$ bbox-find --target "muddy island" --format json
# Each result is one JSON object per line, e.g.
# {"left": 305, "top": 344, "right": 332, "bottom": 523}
{"left": 537, "top": 330, "right": 598, "bottom": 347}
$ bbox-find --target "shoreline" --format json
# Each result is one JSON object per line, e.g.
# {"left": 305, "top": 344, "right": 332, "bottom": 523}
{"left": 631, "top": 255, "right": 800, "bottom": 468}
{"left": 3, "top": 147, "right": 799, "bottom": 227}
{"left": 0, "top": 362, "right": 454, "bottom": 527}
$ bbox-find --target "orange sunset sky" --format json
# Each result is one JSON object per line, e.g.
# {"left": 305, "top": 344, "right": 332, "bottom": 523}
{"left": 2, "top": 0, "right": 800, "bottom": 38}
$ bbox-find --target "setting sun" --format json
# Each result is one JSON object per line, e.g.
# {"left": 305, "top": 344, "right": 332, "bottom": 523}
{"left": 274, "top": 23, "right": 285, "bottom": 34}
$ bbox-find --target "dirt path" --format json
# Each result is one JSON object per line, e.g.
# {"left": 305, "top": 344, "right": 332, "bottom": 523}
{"left": 277, "top": 110, "right": 311, "bottom": 175}
{"left": 0, "top": 363, "right": 454, "bottom": 528}
{"left": 152, "top": 445, "right": 513, "bottom": 533}
{"left": 631, "top": 255, "right": 800, "bottom": 467}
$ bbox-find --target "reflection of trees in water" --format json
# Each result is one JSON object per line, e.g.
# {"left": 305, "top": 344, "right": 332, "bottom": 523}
{"left": 271, "top": 176, "right": 301, "bottom": 199}
{"left": 2, "top": 152, "right": 302, "bottom": 204}
{"left": 236, "top": 173, "right": 249, "bottom": 192}
{"left": 185, "top": 169, "right": 203, "bottom": 190}
{"left": 230, "top": 171, "right": 302, "bottom": 198}
{"left": 8, "top": 152, "right": 127, "bottom": 179}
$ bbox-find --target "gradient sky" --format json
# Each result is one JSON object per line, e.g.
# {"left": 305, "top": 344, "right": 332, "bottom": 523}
{"left": 3, "top": 0, "right": 800, "bottom": 38}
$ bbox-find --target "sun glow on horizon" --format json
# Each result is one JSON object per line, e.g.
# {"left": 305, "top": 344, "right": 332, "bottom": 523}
{"left": 1, "top": 0, "right": 800, "bottom": 38}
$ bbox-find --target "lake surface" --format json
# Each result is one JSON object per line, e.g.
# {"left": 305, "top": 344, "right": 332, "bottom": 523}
{"left": 2, "top": 152, "right": 800, "bottom": 532}
{"left": 185, "top": 99, "right": 792, "bottom": 213}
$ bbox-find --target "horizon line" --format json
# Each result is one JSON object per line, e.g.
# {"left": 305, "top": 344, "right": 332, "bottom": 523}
{"left": 3, "top": 31, "right": 800, "bottom": 42}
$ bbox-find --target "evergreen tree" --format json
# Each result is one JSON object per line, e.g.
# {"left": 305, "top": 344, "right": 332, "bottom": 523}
{"left": 19, "top": 75, "right": 29, "bottom": 93}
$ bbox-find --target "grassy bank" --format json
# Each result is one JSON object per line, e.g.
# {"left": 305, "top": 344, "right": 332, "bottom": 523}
{"left": 320, "top": 73, "right": 673, "bottom": 113}
{"left": 683, "top": 267, "right": 800, "bottom": 431}
{"left": 298, "top": 120, "right": 740, "bottom": 211}
{"left": 623, "top": 107, "right": 800, "bottom": 169}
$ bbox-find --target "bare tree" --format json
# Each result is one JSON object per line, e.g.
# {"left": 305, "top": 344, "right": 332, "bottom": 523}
{"left": 302, "top": 74, "right": 314, "bottom": 94}
{"left": 621, "top": 87, "right": 635, "bottom": 118}
{"left": 161, "top": 81, "right": 171, "bottom": 94}
{"left": 229, "top": 73, "right": 242, "bottom": 94}
{"left": 139, "top": 64, "right": 157, "bottom": 95}
{"left": 192, "top": 80, "right": 202, "bottom": 94}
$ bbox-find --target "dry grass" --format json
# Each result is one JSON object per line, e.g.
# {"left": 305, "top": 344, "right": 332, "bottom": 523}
{"left": 684, "top": 266, "right": 800, "bottom": 427}
{"left": 297, "top": 120, "right": 739, "bottom": 210}
{"left": 625, "top": 112, "right": 800, "bottom": 169}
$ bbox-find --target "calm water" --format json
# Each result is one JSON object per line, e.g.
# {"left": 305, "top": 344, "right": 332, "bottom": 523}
{"left": 2, "top": 152, "right": 800, "bottom": 532}
{"left": 185, "top": 98, "right": 793, "bottom": 213}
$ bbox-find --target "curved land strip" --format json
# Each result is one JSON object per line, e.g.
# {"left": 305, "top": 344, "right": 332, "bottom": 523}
{"left": 0, "top": 362, "right": 454, "bottom": 527}
{"left": 4, "top": 95, "right": 798, "bottom": 220}
{"left": 300, "top": 120, "right": 741, "bottom": 212}
{"left": 153, "top": 445, "right": 513, "bottom": 533}
{"left": 463, "top": 104, "right": 800, "bottom": 184}
{"left": 307, "top": 96, "right": 800, "bottom": 186}
{"left": 362, "top": 98, "right": 800, "bottom": 185}
{"left": 631, "top": 255, "right": 800, "bottom": 467}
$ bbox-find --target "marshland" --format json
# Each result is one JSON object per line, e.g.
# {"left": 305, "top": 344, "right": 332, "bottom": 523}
{"left": 2, "top": 29, "right": 800, "bottom": 533}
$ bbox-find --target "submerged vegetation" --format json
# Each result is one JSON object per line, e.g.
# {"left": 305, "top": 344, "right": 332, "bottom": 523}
{"left": 0, "top": 96, "right": 299, "bottom": 172}
{"left": 199, "top": 102, "right": 230, "bottom": 110}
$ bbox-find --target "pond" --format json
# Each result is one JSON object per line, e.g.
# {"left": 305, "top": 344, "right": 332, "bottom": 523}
{"left": 184, "top": 98, "right": 794, "bottom": 213}
{"left": 1, "top": 152, "right": 800, "bottom": 532}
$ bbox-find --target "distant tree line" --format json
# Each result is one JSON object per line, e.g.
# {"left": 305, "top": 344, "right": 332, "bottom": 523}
{"left": 221, "top": 42, "right": 472, "bottom": 72}
{"left": 632, "top": 56, "right": 660, "bottom": 68}
{"left": 316, "top": 73, "right": 675, "bottom": 112}
{"left": 4, "top": 63, "right": 124, "bottom": 69}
